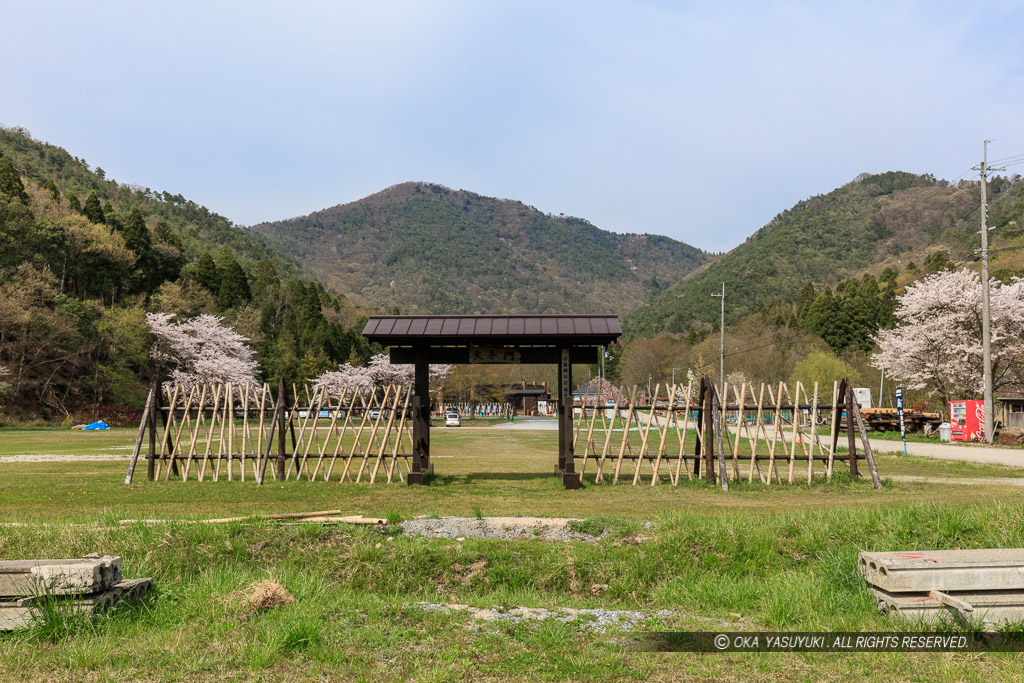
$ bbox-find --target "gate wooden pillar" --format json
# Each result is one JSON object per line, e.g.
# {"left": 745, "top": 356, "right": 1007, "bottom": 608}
{"left": 557, "top": 346, "right": 580, "bottom": 489}
{"left": 409, "top": 345, "right": 431, "bottom": 485}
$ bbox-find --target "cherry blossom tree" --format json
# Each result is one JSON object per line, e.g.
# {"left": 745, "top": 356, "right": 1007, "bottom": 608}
{"left": 871, "top": 269, "right": 1024, "bottom": 406}
{"left": 313, "top": 354, "right": 451, "bottom": 395}
{"left": 579, "top": 376, "right": 624, "bottom": 406}
{"left": 312, "top": 363, "right": 374, "bottom": 394}
{"left": 146, "top": 312, "right": 259, "bottom": 387}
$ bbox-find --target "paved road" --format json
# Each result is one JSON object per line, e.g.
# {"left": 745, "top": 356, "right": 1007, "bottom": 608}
{"left": 490, "top": 419, "right": 1024, "bottom": 468}
{"left": 865, "top": 438, "right": 1024, "bottom": 468}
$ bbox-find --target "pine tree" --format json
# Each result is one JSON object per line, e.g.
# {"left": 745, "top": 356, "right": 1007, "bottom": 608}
{"left": 44, "top": 178, "right": 60, "bottom": 201}
{"left": 215, "top": 246, "right": 250, "bottom": 308}
{"left": 0, "top": 159, "right": 29, "bottom": 204}
{"left": 123, "top": 208, "right": 152, "bottom": 256}
{"left": 796, "top": 282, "right": 816, "bottom": 327}
{"left": 83, "top": 192, "right": 105, "bottom": 224}
{"left": 196, "top": 252, "right": 220, "bottom": 293}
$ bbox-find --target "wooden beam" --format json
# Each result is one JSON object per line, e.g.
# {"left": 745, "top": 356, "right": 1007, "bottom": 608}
{"left": 389, "top": 346, "right": 598, "bottom": 365}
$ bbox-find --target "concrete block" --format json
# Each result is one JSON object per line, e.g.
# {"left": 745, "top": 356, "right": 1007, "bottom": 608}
{"left": 870, "top": 586, "right": 1024, "bottom": 625}
{"left": 860, "top": 549, "right": 1024, "bottom": 592}
{"left": 0, "top": 577, "right": 150, "bottom": 631}
{"left": 0, "top": 556, "right": 122, "bottom": 597}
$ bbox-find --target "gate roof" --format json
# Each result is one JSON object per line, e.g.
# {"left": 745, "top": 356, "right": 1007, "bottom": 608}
{"left": 362, "top": 314, "right": 621, "bottom": 346}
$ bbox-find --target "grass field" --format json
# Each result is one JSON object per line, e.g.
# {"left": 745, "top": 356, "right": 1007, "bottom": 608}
{"left": 2, "top": 425, "right": 1024, "bottom": 680}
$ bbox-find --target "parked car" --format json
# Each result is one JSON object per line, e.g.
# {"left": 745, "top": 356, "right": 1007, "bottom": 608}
{"left": 445, "top": 412, "right": 461, "bottom": 427}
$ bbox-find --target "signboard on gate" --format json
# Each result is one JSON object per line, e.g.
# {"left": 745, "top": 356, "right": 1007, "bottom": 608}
{"left": 469, "top": 345, "right": 521, "bottom": 364}
{"left": 560, "top": 349, "right": 571, "bottom": 403}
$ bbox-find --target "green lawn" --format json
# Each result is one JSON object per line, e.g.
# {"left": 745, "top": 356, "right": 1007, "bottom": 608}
{"left": 2, "top": 425, "right": 1024, "bottom": 680}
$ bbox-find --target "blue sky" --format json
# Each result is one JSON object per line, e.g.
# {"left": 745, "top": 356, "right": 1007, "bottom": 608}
{"left": 4, "top": 1, "right": 1024, "bottom": 251}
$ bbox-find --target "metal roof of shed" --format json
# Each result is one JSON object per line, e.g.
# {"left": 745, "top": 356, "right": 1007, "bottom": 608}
{"left": 362, "top": 315, "right": 621, "bottom": 346}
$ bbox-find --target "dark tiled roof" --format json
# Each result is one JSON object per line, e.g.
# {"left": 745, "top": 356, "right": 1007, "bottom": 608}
{"left": 362, "top": 315, "right": 621, "bottom": 346}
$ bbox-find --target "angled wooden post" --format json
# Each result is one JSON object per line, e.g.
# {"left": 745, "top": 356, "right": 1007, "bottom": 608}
{"left": 125, "top": 379, "right": 157, "bottom": 485}
{"left": 851, "top": 392, "right": 883, "bottom": 489}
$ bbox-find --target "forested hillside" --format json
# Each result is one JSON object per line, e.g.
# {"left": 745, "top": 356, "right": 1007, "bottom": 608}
{"left": 0, "top": 127, "right": 372, "bottom": 419}
{"left": 249, "top": 182, "right": 707, "bottom": 315}
{"left": 628, "top": 171, "right": 1024, "bottom": 335}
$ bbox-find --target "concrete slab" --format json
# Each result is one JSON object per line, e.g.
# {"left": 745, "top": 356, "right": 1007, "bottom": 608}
{"left": 871, "top": 586, "right": 1024, "bottom": 625}
{"left": 0, "top": 556, "right": 122, "bottom": 597}
{"left": 0, "top": 577, "right": 150, "bottom": 630}
{"left": 860, "top": 549, "right": 1024, "bottom": 592}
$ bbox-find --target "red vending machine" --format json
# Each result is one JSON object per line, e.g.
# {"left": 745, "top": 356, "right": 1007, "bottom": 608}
{"left": 949, "top": 399, "right": 985, "bottom": 442}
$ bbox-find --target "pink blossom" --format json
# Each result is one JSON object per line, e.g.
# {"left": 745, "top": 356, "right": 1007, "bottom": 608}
{"left": 871, "top": 269, "right": 1024, "bottom": 401}
{"left": 146, "top": 312, "right": 259, "bottom": 388}
{"left": 313, "top": 354, "right": 452, "bottom": 394}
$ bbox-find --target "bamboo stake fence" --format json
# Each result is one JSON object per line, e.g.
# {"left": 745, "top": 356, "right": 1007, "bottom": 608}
{"left": 570, "top": 376, "right": 882, "bottom": 489}
{"left": 124, "top": 380, "right": 414, "bottom": 485}
{"left": 125, "top": 375, "right": 882, "bottom": 490}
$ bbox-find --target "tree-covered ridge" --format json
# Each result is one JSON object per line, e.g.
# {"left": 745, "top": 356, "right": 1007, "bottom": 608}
{"left": 249, "top": 182, "right": 708, "bottom": 314}
{"left": 0, "top": 126, "right": 285, "bottom": 271}
{"left": 626, "top": 171, "right": 1022, "bottom": 335}
{"left": 0, "top": 127, "right": 372, "bottom": 419}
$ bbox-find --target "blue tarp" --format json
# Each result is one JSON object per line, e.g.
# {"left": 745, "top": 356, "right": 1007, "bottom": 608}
{"left": 83, "top": 421, "right": 110, "bottom": 431}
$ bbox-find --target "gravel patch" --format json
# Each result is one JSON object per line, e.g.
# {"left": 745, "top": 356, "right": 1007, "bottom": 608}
{"left": 413, "top": 602, "right": 678, "bottom": 632}
{"left": 401, "top": 516, "right": 601, "bottom": 542}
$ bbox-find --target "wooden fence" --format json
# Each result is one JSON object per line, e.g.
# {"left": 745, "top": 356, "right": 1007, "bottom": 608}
{"left": 124, "top": 379, "right": 413, "bottom": 485}
{"left": 570, "top": 376, "right": 882, "bottom": 489}
{"left": 124, "top": 375, "right": 882, "bottom": 491}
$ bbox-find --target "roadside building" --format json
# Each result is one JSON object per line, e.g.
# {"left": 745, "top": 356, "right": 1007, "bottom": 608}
{"left": 996, "top": 390, "right": 1024, "bottom": 430}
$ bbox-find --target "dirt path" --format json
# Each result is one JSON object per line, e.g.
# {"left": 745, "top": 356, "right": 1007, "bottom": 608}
{"left": 889, "top": 475, "right": 1024, "bottom": 487}
{"left": 0, "top": 453, "right": 130, "bottom": 463}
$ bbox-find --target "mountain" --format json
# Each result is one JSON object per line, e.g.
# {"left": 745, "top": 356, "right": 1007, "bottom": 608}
{"left": 0, "top": 126, "right": 372, "bottom": 418}
{"left": 627, "top": 171, "right": 1024, "bottom": 335}
{"left": 0, "top": 126, "right": 289, "bottom": 274}
{"left": 248, "top": 182, "right": 708, "bottom": 315}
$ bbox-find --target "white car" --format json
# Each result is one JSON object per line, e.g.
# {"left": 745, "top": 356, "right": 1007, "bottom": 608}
{"left": 445, "top": 412, "right": 461, "bottom": 427}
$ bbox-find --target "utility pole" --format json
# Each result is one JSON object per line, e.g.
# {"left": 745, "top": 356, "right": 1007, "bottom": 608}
{"left": 973, "top": 141, "right": 1005, "bottom": 445}
{"left": 711, "top": 283, "right": 726, "bottom": 398}
{"left": 878, "top": 368, "right": 884, "bottom": 409}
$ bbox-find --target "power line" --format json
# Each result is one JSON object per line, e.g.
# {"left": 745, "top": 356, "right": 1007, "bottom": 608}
{"left": 988, "top": 152, "right": 1024, "bottom": 165}
{"left": 936, "top": 145, "right": 983, "bottom": 177}
{"left": 990, "top": 127, "right": 1024, "bottom": 143}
